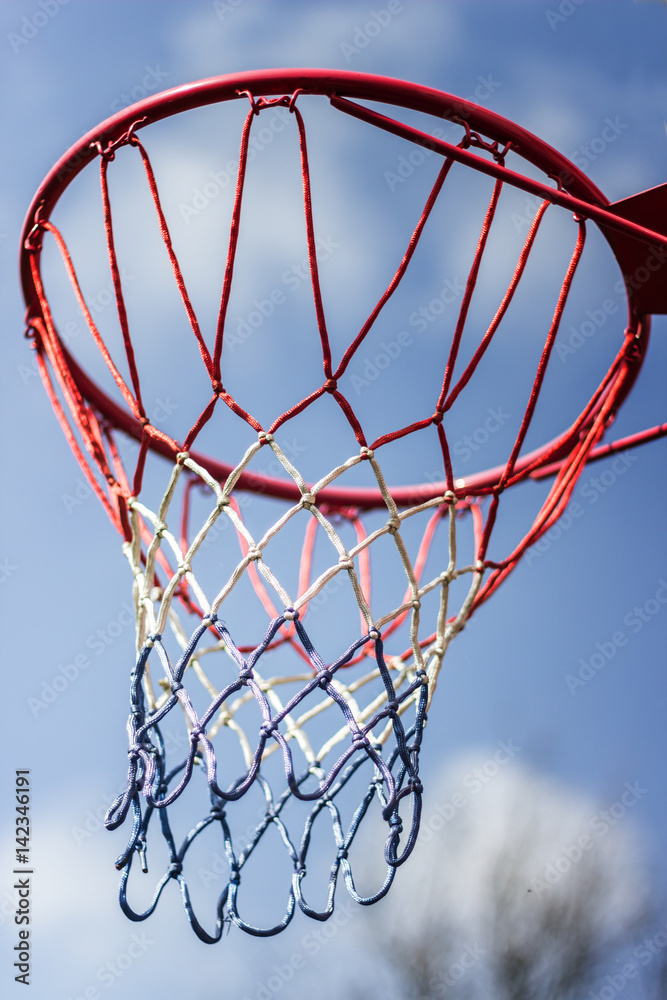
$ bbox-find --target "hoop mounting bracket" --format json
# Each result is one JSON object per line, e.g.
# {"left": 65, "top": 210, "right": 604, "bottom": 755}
{"left": 600, "top": 182, "right": 667, "bottom": 315}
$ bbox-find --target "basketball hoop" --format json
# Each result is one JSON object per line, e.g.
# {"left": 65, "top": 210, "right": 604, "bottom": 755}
{"left": 20, "top": 69, "right": 667, "bottom": 941}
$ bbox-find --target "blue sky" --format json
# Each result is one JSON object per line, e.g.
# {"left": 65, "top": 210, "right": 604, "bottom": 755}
{"left": 1, "top": 2, "right": 666, "bottom": 999}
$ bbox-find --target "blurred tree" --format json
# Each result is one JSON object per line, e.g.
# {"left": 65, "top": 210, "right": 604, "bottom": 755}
{"left": 352, "top": 755, "right": 652, "bottom": 999}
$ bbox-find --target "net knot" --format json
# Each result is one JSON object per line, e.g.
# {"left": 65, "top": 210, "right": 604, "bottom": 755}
{"left": 324, "top": 377, "right": 338, "bottom": 393}
{"left": 368, "top": 629, "right": 380, "bottom": 641}
{"left": 210, "top": 804, "right": 225, "bottom": 820}
{"left": 170, "top": 681, "right": 183, "bottom": 695}
{"left": 351, "top": 729, "right": 369, "bottom": 747}
{"left": 408, "top": 778, "right": 424, "bottom": 795}
{"left": 388, "top": 814, "right": 403, "bottom": 831}
{"left": 145, "top": 633, "right": 161, "bottom": 649}
{"left": 229, "top": 869, "right": 241, "bottom": 885}
{"left": 176, "top": 451, "right": 190, "bottom": 465}
{"left": 300, "top": 492, "right": 316, "bottom": 509}
{"left": 139, "top": 416, "right": 151, "bottom": 428}
{"left": 201, "top": 614, "right": 218, "bottom": 627}
{"left": 386, "top": 515, "right": 401, "bottom": 534}
{"left": 211, "top": 379, "right": 224, "bottom": 396}
{"left": 432, "top": 409, "right": 444, "bottom": 426}
{"left": 247, "top": 546, "right": 262, "bottom": 562}
{"left": 359, "top": 446, "right": 374, "bottom": 460}
{"left": 282, "top": 608, "right": 297, "bottom": 622}
{"left": 317, "top": 668, "right": 334, "bottom": 689}
{"left": 260, "top": 720, "right": 278, "bottom": 739}
{"left": 168, "top": 861, "right": 183, "bottom": 879}
{"left": 338, "top": 555, "right": 353, "bottom": 571}
{"left": 336, "top": 845, "right": 349, "bottom": 861}
{"left": 189, "top": 727, "right": 204, "bottom": 744}
{"left": 128, "top": 741, "right": 152, "bottom": 761}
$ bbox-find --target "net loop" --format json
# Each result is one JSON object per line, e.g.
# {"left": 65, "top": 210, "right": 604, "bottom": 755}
{"left": 450, "top": 114, "right": 513, "bottom": 164}
{"left": 90, "top": 117, "right": 147, "bottom": 161}
{"left": 237, "top": 90, "right": 301, "bottom": 115}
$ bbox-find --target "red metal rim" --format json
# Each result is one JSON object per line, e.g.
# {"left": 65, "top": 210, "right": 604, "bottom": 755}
{"left": 20, "top": 68, "right": 646, "bottom": 507}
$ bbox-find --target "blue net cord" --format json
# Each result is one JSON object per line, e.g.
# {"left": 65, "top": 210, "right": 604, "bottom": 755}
{"left": 106, "top": 611, "right": 428, "bottom": 940}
